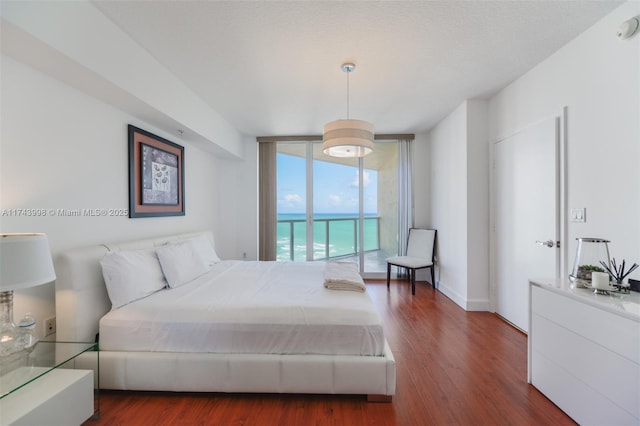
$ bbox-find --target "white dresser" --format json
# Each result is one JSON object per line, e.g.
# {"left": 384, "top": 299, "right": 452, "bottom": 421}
{"left": 528, "top": 279, "right": 640, "bottom": 425}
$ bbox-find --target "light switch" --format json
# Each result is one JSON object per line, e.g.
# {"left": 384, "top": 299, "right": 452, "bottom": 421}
{"left": 570, "top": 208, "right": 586, "bottom": 223}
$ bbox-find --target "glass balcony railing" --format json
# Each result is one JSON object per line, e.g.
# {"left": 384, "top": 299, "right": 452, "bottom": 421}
{"left": 277, "top": 216, "right": 381, "bottom": 262}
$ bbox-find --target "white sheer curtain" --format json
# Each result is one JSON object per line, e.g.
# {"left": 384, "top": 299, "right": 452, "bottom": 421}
{"left": 397, "top": 139, "right": 414, "bottom": 258}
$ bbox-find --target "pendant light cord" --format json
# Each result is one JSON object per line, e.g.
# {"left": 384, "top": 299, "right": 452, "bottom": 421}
{"left": 346, "top": 69, "right": 350, "bottom": 120}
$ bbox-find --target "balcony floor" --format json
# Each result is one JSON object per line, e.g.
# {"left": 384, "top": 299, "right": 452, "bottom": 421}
{"left": 332, "top": 249, "right": 395, "bottom": 278}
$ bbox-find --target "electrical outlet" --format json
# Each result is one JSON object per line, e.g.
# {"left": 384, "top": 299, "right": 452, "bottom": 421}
{"left": 45, "top": 316, "right": 56, "bottom": 336}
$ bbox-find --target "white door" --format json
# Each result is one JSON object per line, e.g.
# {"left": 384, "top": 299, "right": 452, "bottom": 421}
{"left": 494, "top": 117, "right": 559, "bottom": 333}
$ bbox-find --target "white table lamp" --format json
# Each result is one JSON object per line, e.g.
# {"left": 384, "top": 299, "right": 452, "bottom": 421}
{"left": 0, "top": 233, "right": 56, "bottom": 358}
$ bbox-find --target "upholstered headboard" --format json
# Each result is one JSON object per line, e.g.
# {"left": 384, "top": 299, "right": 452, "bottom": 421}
{"left": 55, "top": 231, "right": 214, "bottom": 343}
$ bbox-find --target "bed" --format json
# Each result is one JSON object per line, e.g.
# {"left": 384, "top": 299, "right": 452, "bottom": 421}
{"left": 55, "top": 231, "right": 396, "bottom": 401}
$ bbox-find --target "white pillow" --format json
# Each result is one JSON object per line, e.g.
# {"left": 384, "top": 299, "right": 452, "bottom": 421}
{"left": 182, "top": 234, "right": 221, "bottom": 265}
{"left": 156, "top": 238, "right": 211, "bottom": 288}
{"left": 100, "top": 249, "right": 167, "bottom": 309}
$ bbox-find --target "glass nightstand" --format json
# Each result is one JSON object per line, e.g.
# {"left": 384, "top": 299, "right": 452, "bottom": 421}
{"left": 0, "top": 341, "right": 99, "bottom": 422}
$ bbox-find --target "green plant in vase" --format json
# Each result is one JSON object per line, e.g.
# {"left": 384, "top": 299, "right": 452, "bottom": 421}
{"left": 576, "top": 264, "right": 605, "bottom": 281}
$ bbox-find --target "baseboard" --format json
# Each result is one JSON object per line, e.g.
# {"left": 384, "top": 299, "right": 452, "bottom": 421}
{"left": 437, "top": 281, "right": 490, "bottom": 311}
{"left": 436, "top": 281, "right": 466, "bottom": 309}
{"left": 465, "top": 298, "right": 491, "bottom": 311}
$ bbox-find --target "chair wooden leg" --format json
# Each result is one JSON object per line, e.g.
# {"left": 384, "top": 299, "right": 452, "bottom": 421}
{"left": 430, "top": 266, "right": 435, "bottom": 289}
{"left": 387, "top": 263, "right": 391, "bottom": 289}
{"left": 411, "top": 268, "right": 416, "bottom": 295}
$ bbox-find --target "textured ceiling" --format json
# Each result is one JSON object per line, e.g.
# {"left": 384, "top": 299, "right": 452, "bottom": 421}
{"left": 92, "top": 1, "right": 621, "bottom": 137}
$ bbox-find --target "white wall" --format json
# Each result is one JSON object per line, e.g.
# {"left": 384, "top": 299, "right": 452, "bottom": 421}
{"left": 422, "top": 100, "right": 490, "bottom": 310}
{"left": 0, "top": 56, "right": 254, "bottom": 338}
{"left": 1, "top": 0, "right": 244, "bottom": 158}
{"left": 427, "top": 102, "right": 469, "bottom": 306}
{"left": 466, "top": 100, "right": 490, "bottom": 307}
{"left": 225, "top": 137, "right": 259, "bottom": 261}
{"left": 1, "top": 0, "right": 256, "bottom": 339}
{"left": 420, "top": 1, "right": 639, "bottom": 312}
{"left": 490, "top": 1, "right": 640, "bottom": 282}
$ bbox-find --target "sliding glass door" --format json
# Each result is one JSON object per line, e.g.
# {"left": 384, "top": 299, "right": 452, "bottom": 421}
{"left": 311, "top": 143, "right": 359, "bottom": 262}
{"left": 276, "top": 141, "right": 398, "bottom": 277}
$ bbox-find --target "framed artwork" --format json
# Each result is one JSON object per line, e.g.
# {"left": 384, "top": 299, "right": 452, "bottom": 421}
{"left": 128, "top": 125, "right": 185, "bottom": 218}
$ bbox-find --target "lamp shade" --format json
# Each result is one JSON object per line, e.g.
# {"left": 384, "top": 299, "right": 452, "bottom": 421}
{"left": 322, "top": 119, "right": 374, "bottom": 158}
{"left": 0, "top": 233, "right": 56, "bottom": 291}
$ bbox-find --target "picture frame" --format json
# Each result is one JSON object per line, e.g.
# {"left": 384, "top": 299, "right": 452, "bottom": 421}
{"left": 128, "top": 125, "right": 185, "bottom": 218}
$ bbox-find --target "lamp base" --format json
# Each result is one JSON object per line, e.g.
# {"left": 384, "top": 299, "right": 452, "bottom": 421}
{"left": 0, "top": 291, "right": 37, "bottom": 360}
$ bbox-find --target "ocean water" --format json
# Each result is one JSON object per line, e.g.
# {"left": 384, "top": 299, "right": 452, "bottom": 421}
{"left": 277, "top": 213, "right": 379, "bottom": 261}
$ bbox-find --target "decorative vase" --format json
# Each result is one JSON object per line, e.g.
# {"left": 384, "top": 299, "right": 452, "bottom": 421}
{"left": 569, "top": 237, "right": 611, "bottom": 287}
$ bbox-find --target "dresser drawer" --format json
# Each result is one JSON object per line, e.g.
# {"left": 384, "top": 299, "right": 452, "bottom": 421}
{"left": 530, "top": 283, "right": 640, "bottom": 425}
{"left": 532, "top": 313, "right": 639, "bottom": 419}
{"left": 531, "top": 285, "right": 639, "bottom": 362}
{"left": 531, "top": 350, "right": 638, "bottom": 425}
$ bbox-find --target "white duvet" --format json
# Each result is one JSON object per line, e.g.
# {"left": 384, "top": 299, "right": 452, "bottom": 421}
{"left": 99, "top": 261, "right": 385, "bottom": 356}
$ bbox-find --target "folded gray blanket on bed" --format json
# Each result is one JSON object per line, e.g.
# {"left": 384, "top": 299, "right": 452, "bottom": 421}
{"left": 324, "top": 261, "right": 366, "bottom": 292}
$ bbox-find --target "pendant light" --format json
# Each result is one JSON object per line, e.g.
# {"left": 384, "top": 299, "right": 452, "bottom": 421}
{"left": 322, "top": 63, "right": 374, "bottom": 157}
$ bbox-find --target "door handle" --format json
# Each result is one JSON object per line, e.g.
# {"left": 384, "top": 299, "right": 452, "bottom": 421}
{"left": 536, "top": 240, "right": 559, "bottom": 248}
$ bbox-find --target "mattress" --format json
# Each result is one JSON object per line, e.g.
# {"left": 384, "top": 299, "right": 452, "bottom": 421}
{"left": 99, "top": 261, "right": 385, "bottom": 356}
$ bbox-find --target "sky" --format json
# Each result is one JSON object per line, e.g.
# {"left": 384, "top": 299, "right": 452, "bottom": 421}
{"left": 277, "top": 153, "right": 377, "bottom": 215}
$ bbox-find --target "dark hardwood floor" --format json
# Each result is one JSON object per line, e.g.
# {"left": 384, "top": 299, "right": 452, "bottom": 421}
{"left": 84, "top": 280, "right": 575, "bottom": 425}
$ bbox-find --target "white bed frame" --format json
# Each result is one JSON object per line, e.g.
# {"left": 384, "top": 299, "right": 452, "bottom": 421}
{"left": 55, "top": 231, "right": 396, "bottom": 401}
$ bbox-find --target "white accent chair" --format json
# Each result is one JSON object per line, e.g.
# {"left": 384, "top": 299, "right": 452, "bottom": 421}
{"left": 386, "top": 229, "right": 437, "bottom": 295}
